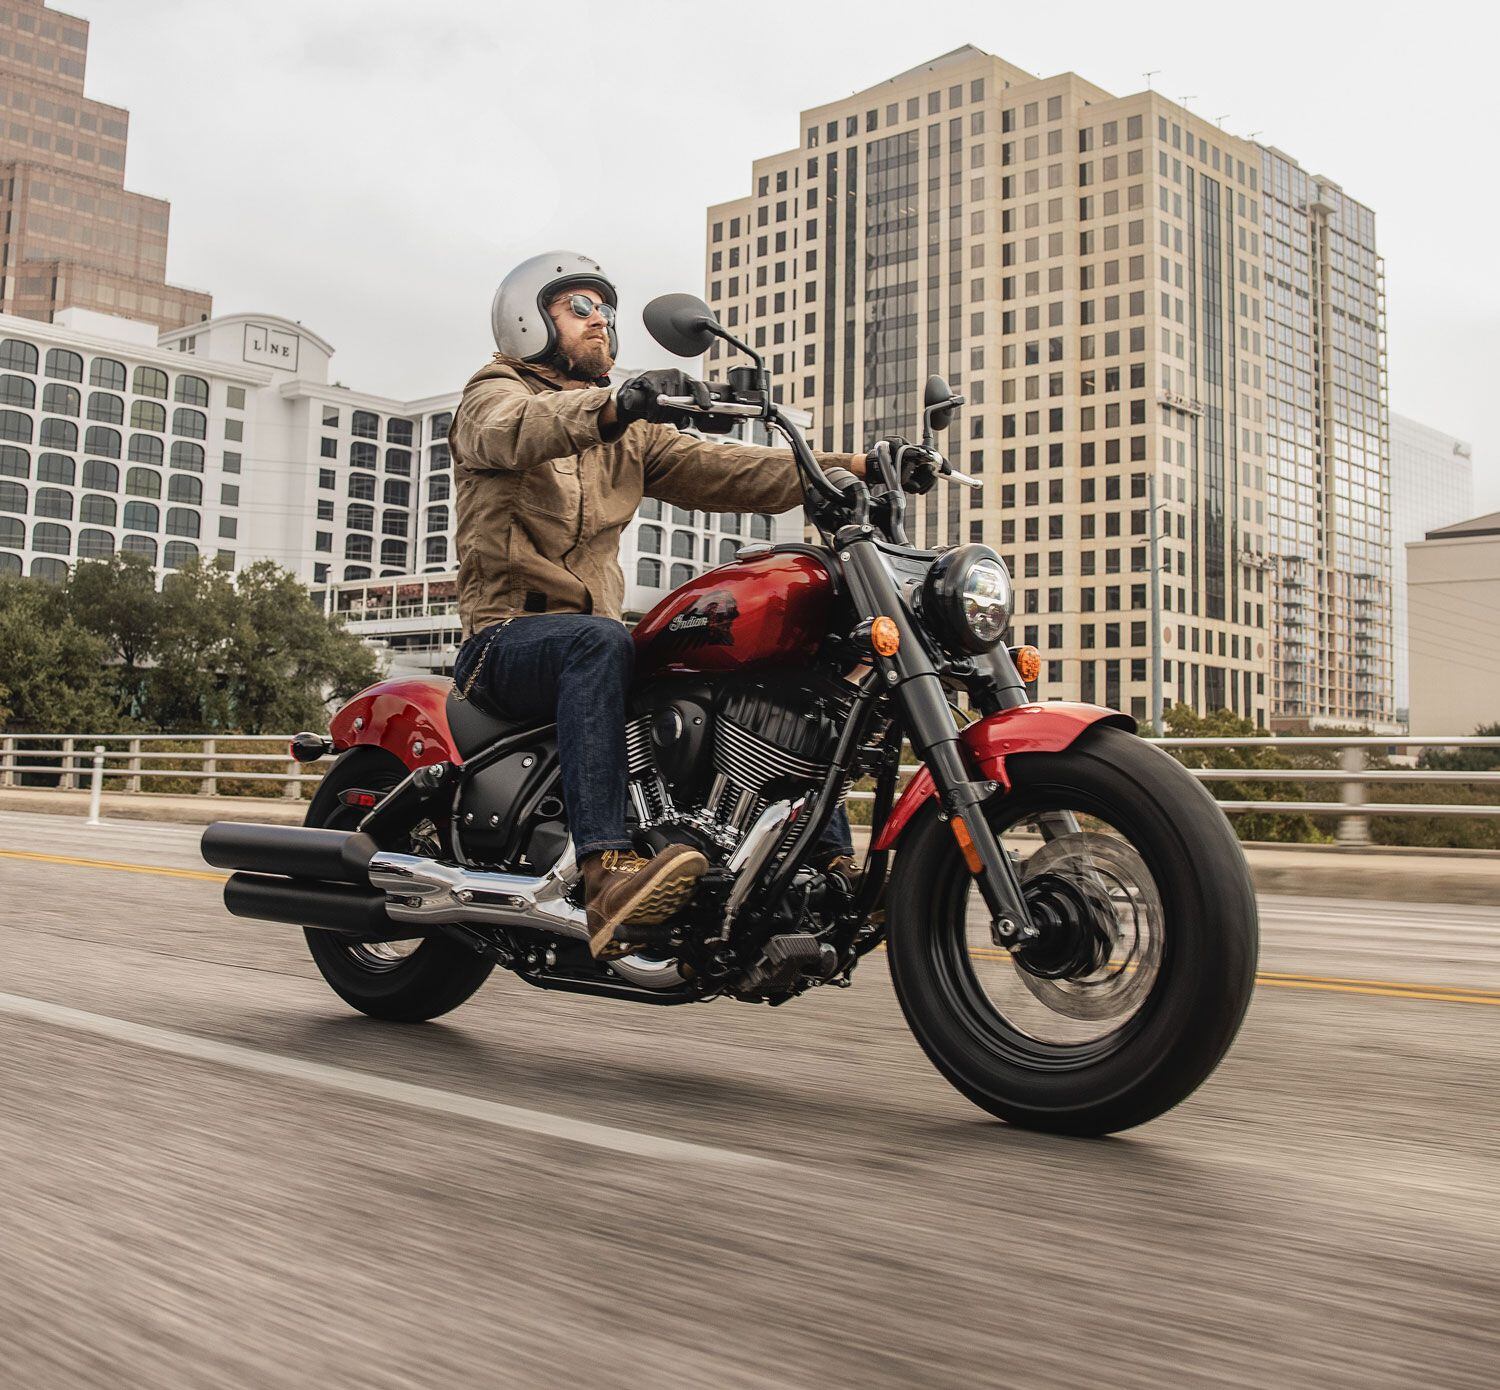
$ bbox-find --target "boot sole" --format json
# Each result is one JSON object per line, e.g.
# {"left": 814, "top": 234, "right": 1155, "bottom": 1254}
{"left": 588, "top": 852, "right": 707, "bottom": 960}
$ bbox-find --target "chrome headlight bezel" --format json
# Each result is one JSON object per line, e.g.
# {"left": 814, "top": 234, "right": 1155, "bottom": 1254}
{"left": 921, "top": 544, "right": 1014, "bottom": 654}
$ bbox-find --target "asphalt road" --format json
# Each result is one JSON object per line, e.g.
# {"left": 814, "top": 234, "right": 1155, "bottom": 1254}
{"left": 0, "top": 809, "right": 1496, "bottom": 1389}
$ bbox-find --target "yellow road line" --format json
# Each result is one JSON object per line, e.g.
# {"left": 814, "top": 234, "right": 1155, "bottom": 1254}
{"left": 3, "top": 847, "right": 1495, "bottom": 1007}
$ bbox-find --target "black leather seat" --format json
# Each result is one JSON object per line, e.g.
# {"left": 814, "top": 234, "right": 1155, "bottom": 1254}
{"left": 446, "top": 689, "right": 527, "bottom": 759}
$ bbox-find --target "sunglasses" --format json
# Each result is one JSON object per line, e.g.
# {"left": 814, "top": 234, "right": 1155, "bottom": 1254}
{"left": 558, "top": 292, "right": 616, "bottom": 326}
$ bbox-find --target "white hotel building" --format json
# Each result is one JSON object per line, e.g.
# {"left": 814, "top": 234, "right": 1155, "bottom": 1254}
{"left": 0, "top": 306, "right": 800, "bottom": 673}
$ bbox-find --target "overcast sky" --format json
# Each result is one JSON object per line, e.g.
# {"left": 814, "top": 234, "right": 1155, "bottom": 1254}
{"left": 67, "top": 0, "right": 1500, "bottom": 511}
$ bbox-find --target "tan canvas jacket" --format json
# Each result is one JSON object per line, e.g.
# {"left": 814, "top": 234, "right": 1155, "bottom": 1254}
{"left": 450, "top": 356, "right": 857, "bottom": 638}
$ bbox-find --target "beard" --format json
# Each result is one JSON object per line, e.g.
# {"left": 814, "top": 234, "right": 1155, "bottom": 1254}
{"left": 552, "top": 335, "right": 614, "bottom": 383}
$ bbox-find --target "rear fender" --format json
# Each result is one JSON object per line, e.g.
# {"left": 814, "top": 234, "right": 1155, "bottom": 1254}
{"left": 328, "top": 676, "right": 460, "bottom": 772}
{"left": 871, "top": 702, "right": 1135, "bottom": 853}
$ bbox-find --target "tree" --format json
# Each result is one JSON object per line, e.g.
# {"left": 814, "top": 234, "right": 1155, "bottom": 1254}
{"left": 68, "top": 553, "right": 162, "bottom": 721}
{"left": 0, "top": 574, "right": 118, "bottom": 732}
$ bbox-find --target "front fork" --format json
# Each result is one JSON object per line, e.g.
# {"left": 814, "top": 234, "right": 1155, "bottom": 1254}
{"left": 838, "top": 535, "right": 1037, "bottom": 947}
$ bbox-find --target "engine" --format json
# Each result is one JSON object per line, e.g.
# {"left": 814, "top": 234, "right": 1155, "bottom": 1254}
{"left": 626, "top": 682, "right": 848, "bottom": 856}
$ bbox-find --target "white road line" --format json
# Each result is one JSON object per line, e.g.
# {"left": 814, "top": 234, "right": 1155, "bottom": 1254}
{"left": 0, "top": 990, "right": 790, "bottom": 1173}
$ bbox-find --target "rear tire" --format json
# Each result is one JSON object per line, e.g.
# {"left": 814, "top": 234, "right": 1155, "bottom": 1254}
{"left": 303, "top": 750, "right": 494, "bottom": 1023}
{"left": 886, "top": 726, "right": 1257, "bottom": 1135}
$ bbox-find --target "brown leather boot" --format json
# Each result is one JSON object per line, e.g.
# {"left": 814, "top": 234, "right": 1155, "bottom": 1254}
{"left": 581, "top": 844, "right": 708, "bottom": 960}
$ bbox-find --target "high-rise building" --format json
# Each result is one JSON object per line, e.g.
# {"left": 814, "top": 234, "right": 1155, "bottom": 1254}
{"left": 1259, "top": 152, "right": 1392, "bottom": 729}
{"left": 706, "top": 46, "right": 1273, "bottom": 726}
{"left": 1389, "top": 414, "right": 1474, "bottom": 721}
{"left": 0, "top": 0, "right": 210, "bottom": 331}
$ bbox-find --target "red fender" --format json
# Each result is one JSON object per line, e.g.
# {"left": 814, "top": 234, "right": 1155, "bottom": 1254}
{"left": 328, "top": 676, "right": 461, "bottom": 771}
{"left": 870, "top": 702, "right": 1135, "bottom": 853}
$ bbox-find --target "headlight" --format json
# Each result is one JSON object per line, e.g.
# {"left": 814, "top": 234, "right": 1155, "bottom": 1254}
{"left": 921, "top": 544, "right": 1013, "bottom": 654}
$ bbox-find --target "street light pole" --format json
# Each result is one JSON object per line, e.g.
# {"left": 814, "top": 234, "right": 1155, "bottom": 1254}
{"left": 1148, "top": 473, "right": 1164, "bottom": 736}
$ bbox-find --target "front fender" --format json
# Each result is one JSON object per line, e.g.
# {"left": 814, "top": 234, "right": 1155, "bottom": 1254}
{"left": 328, "top": 676, "right": 460, "bottom": 771}
{"left": 870, "top": 702, "right": 1135, "bottom": 853}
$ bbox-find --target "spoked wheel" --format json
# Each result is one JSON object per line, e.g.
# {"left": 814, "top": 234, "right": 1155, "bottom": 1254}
{"left": 887, "top": 726, "right": 1257, "bottom": 1135}
{"left": 302, "top": 752, "right": 494, "bottom": 1022}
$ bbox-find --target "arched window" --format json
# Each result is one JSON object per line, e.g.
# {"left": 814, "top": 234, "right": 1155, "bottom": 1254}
{"left": 428, "top": 474, "right": 449, "bottom": 503}
{"left": 750, "top": 513, "right": 773, "bottom": 540}
{"left": 347, "top": 473, "right": 375, "bottom": 501}
{"left": 42, "top": 383, "right": 79, "bottom": 416}
{"left": 40, "top": 419, "right": 77, "bottom": 451}
{"left": 87, "top": 391, "right": 124, "bottom": 424}
{"left": 121, "top": 534, "right": 157, "bottom": 562}
{"left": 83, "top": 460, "right": 119, "bottom": 491}
{"left": 386, "top": 418, "right": 414, "bottom": 446}
{"left": 172, "top": 375, "right": 208, "bottom": 407}
{"left": 636, "top": 557, "right": 662, "bottom": 587}
{"left": 169, "top": 441, "right": 203, "bottom": 472}
{"left": 0, "top": 480, "right": 26, "bottom": 512}
{"left": 166, "top": 508, "right": 200, "bottom": 538}
{"left": 0, "top": 446, "right": 27, "bottom": 477}
{"left": 132, "top": 366, "right": 169, "bottom": 399}
{"left": 719, "top": 537, "right": 739, "bottom": 562}
{"left": 380, "top": 511, "right": 408, "bottom": 537}
{"left": 77, "top": 529, "right": 115, "bottom": 560}
{"left": 0, "top": 516, "right": 22, "bottom": 548}
{"left": 0, "top": 339, "right": 38, "bottom": 373}
{"left": 126, "top": 468, "right": 161, "bottom": 499}
{"left": 84, "top": 426, "right": 120, "bottom": 458}
{"left": 351, "top": 410, "right": 378, "bottom": 439}
{"left": 350, "top": 441, "right": 377, "bottom": 469}
{"left": 720, "top": 512, "right": 741, "bottom": 534}
{"left": 35, "top": 487, "right": 73, "bottom": 520}
{"left": 670, "top": 530, "right": 694, "bottom": 558}
{"left": 672, "top": 506, "right": 695, "bottom": 524}
{"left": 163, "top": 540, "right": 198, "bottom": 569}
{"left": 638, "top": 497, "right": 662, "bottom": 520}
{"left": 37, "top": 453, "right": 75, "bottom": 484}
{"left": 0, "top": 550, "right": 19, "bottom": 574}
{"left": 30, "top": 556, "right": 68, "bottom": 581}
{"left": 129, "top": 434, "right": 165, "bottom": 465}
{"left": 130, "top": 400, "right": 167, "bottom": 432}
{"left": 32, "top": 521, "right": 70, "bottom": 554}
{"left": 80, "top": 495, "right": 117, "bottom": 525}
{"left": 380, "top": 539, "right": 407, "bottom": 567}
{"left": 171, "top": 407, "right": 206, "bottom": 439}
{"left": 637, "top": 524, "right": 662, "bottom": 554}
{"left": 669, "top": 562, "right": 694, "bottom": 588}
{"left": 384, "top": 448, "right": 411, "bottom": 476}
{"left": 428, "top": 444, "right": 450, "bottom": 471}
{"left": 426, "top": 505, "right": 448, "bottom": 533}
{"left": 343, "top": 565, "right": 371, "bottom": 580}
{"left": 89, "top": 357, "right": 126, "bottom": 390}
{"left": 45, "top": 348, "right": 83, "bottom": 383}
{"left": 429, "top": 411, "right": 452, "bottom": 441}
{"left": 424, "top": 536, "right": 448, "bottom": 566}
{"left": 123, "top": 501, "right": 160, "bottom": 530}
{"left": 0, "top": 410, "right": 34, "bottom": 443}
{"left": 167, "top": 475, "right": 202, "bottom": 505}
{"left": 344, "top": 534, "right": 372, "bottom": 562}
{"left": 0, "top": 375, "right": 35, "bottom": 408}
{"left": 345, "top": 503, "right": 375, "bottom": 531}
{"left": 383, "top": 479, "right": 409, "bottom": 507}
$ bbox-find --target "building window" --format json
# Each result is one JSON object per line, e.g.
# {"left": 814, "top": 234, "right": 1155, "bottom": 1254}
{"left": 167, "top": 475, "right": 202, "bottom": 505}
{"left": 124, "top": 469, "right": 161, "bottom": 501}
{"left": 637, "top": 557, "right": 662, "bottom": 587}
{"left": 163, "top": 540, "right": 198, "bottom": 569}
{"left": 82, "top": 460, "right": 118, "bottom": 491}
{"left": 32, "top": 521, "right": 71, "bottom": 554}
{"left": 0, "top": 375, "right": 34, "bottom": 409}
{"left": 45, "top": 348, "right": 82, "bottom": 383}
{"left": 386, "top": 418, "right": 414, "bottom": 446}
{"left": 41, "top": 383, "right": 79, "bottom": 416}
{"left": 89, "top": 357, "right": 126, "bottom": 390}
{"left": 669, "top": 562, "right": 694, "bottom": 587}
{"left": 166, "top": 507, "right": 200, "bottom": 538}
{"left": 425, "top": 536, "right": 448, "bottom": 567}
{"left": 132, "top": 366, "right": 169, "bottom": 399}
{"left": 351, "top": 410, "right": 379, "bottom": 439}
{"left": 40, "top": 418, "right": 77, "bottom": 451}
{"left": 0, "top": 339, "right": 37, "bottom": 375}
{"left": 172, "top": 408, "right": 207, "bottom": 439}
{"left": 171, "top": 441, "right": 205, "bottom": 472}
{"left": 173, "top": 376, "right": 209, "bottom": 407}
{"left": 224, "top": 418, "right": 244, "bottom": 442}
{"left": 123, "top": 499, "right": 160, "bottom": 528}
{"left": 320, "top": 438, "right": 337, "bottom": 459}
{"left": 227, "top": 386, "right": 247, "bottom": 410}
{"left": 130, "top": 401, "right": 167, "bottom": 433}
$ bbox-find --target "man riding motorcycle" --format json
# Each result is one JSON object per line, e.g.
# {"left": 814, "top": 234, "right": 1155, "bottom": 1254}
{"left": 450, "top": 251, "right": 903, "bottom": 960}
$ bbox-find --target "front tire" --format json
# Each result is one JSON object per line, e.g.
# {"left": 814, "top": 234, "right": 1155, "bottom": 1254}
{"left": 303, "top": 750, "right": 494, "bottom": 1023}
{"left": 886, "top": 726, "right": 1257, "bottom": 1135}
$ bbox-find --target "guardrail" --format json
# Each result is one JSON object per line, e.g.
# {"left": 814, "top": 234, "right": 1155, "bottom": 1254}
{"left": 2, "top": 732, "right": 1498, "bottom": 846}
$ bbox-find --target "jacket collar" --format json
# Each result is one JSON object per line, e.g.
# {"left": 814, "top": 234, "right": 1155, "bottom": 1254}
{"left": 494, "top": 354, "right": 609, "bottom": 392}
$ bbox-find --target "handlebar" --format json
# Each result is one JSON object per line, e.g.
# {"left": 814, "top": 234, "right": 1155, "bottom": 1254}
{"left": 654, "top": 394, "right": 763, "bottom": 418}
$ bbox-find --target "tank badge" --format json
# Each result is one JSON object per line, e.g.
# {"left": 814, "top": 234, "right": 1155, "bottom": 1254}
{"left": 667, "top": 591, "right": 739, "bottom": 646}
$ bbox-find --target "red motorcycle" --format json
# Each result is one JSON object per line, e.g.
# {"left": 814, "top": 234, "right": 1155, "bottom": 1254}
{"left": 203, "top": 293, "right": 1257, "bottom": 1135}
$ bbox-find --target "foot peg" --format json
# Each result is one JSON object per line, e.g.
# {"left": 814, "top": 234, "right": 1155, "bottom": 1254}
{"left": 741, "top": 932, "right": 838, "bottom": 994}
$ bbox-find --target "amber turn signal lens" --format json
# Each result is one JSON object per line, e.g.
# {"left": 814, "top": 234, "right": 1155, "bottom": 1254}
{"left": 871, "top": 616, "right": 901, "bottom": 657}
{"left": 950, "top": 815, "right": 984, "bottom": 874}
{"left": 1011, "top": 645, "right": 1042, "bottom": 683}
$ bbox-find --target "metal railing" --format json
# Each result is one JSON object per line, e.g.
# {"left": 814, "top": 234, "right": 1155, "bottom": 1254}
{"left": 2, "top": 732, "right": 1498, "bottom": 847}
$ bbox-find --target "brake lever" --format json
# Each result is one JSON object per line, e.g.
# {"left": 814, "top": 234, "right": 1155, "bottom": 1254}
{"left": 655, "top": 394, "right": 761, "bottom": 418}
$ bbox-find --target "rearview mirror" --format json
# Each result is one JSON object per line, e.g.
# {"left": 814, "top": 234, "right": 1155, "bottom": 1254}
{"left": 923, "top": 375, "right": 960, "bottom": 433}
{"left": 643, "top": 293, "right": 720, "bottom": 358}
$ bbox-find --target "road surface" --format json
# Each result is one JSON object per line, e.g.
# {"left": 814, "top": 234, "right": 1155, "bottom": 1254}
{"left": 0, "top": 810, "right": 1495, "bottom": 1388}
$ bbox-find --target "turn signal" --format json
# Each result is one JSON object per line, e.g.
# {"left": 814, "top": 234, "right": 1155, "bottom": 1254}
{"left": 1011, "top": 645, "right": 1042, "bottom": 683}
{"left": 871, "top": 616, "right": 901, "bottom": 657}
{"left": 950, "top": 815, "right": 984, "bottom": 874}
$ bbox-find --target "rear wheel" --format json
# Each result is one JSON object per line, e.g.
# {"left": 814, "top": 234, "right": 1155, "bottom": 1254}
{"left": 303, "top": 751, "right": 494, "bottom": 1022}
{"left": 886, "top": 726, "right": 1257, "bottom": 1135}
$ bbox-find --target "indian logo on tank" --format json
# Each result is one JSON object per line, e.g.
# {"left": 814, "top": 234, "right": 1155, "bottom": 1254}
{"left": 666, "top": 590, "right": 739, "bottom": 646}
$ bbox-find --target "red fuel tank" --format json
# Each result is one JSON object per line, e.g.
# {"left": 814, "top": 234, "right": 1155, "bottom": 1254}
{"left": 632, "top": 548, "right": 835, "bottom": 679}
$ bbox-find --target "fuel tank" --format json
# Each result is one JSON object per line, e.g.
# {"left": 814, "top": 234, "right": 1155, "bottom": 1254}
{"left": 632, "top": 547, "right": 836, "bottom": 679}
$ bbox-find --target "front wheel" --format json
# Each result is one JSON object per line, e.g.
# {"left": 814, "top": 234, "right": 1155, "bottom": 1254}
{"left": 886, "top": 726, "right": 1257, "bottom": 1135}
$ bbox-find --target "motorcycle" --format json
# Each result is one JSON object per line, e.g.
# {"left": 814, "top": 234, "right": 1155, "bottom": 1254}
{"left": 201, "top": 291, "right": 1257, "bottom": 1135}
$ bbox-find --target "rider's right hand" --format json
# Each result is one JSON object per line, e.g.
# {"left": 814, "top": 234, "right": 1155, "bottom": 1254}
{"left": 613, "top": 368, "right": 713, "bottom": 426}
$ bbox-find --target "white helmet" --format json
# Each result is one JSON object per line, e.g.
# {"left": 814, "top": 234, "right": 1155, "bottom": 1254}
{"left": 491, "top": 250, "right": 618, "bottom": 362}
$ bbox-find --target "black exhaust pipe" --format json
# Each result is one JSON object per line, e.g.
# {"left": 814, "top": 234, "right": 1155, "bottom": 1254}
{"left": 223, "top": 871, "right": 419, "bottom": 939}
{"left": 202, "top": 822, "right": 378, "bottom": 885}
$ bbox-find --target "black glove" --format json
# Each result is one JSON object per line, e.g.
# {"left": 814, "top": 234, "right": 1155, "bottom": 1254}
{"left": 887, "top": 437, "right": 941, "bottom": 495}
{"left": 613, "top": 368, "right": 713, "bottom": 426}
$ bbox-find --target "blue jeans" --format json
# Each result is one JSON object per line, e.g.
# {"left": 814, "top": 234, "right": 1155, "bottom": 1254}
{"left": 452, "top": 614, "right": 854, "bottom": 862}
